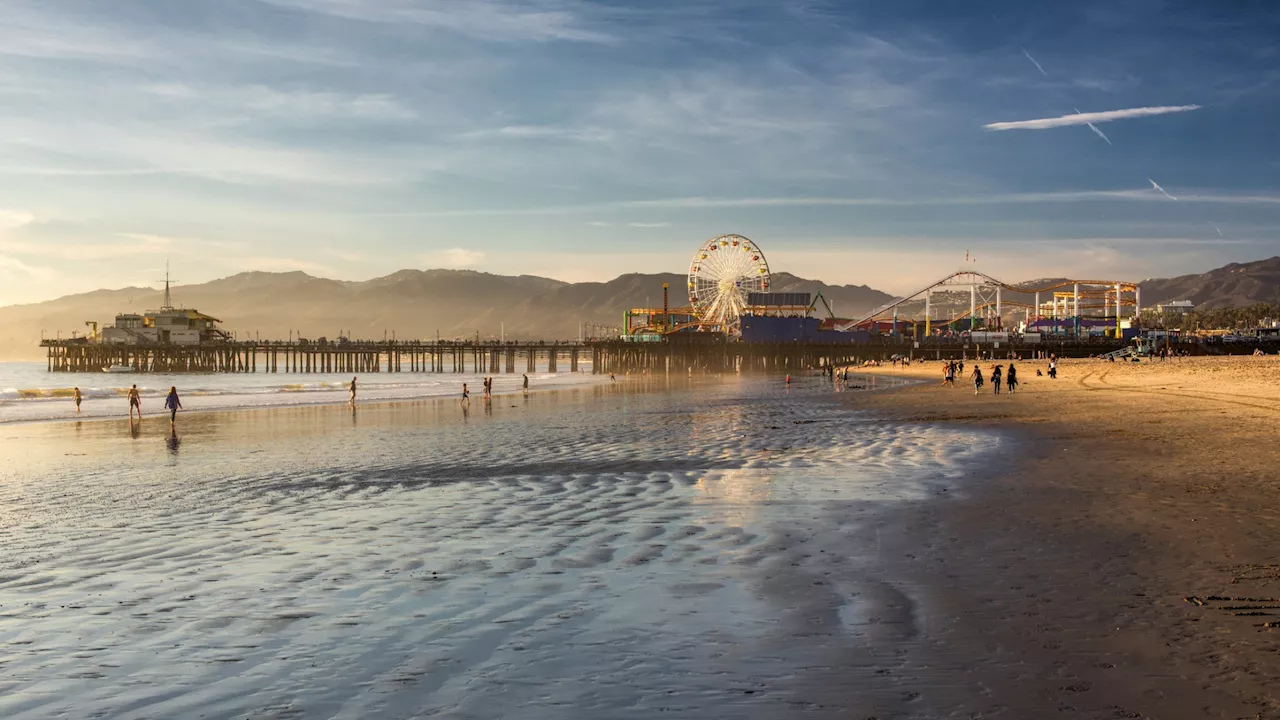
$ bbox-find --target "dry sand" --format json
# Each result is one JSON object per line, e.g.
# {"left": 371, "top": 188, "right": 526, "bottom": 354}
{"left": 841, "top": 356, "right": 1280, "bottom": 718}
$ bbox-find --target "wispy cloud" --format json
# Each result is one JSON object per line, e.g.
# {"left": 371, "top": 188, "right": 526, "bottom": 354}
{"left": 626, "top": 222, "right": 670, "bottom": 228}
{"left": 259, "top": 0, "right": 617, "bottom": 43}
{"left": 459, "top": 125, "right": 612, "bottom": 142}
{"left": 1021, "top": 48, "right": 1048, "bottom": 76}
{"left": 985, "top": 105, "right": 1201, "bottom": 131}
{"left": 0, "top": 254, "right": 53, "bottom": 278}
{"left": 0, "top": 208, "right": 35, "bottom": 231}
{"left": 1, "top": 233, "right": 173, "bottom": 261}
{"left": 422, "top": 248, "right": 487, "bottom": 268}
{"left": 1148, "top": 178, "right": 1177, "bottom": 201}
{"left": 1074, "top": 108, "right": 1113, "bottom": 145}
{"left": 355, "top": 187, "right": 1280, "bottom": 219}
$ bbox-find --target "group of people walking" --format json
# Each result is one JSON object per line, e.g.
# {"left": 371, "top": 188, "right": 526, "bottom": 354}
{"left": 944, "top": 360, "right": 1020, "bottom": 395}
{"left": 94, "top": 383, "right": 184, "bottom": 429}
{"left": 461, "top": 374, "right": 530, "bottom": 407}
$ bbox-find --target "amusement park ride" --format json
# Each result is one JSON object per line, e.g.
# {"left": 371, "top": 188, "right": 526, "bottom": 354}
{"left": 623, "top": 234, "right": 1143, "bottom": 340}
{"left": 836, "top": 271, "right": 1141, "bottom": 338}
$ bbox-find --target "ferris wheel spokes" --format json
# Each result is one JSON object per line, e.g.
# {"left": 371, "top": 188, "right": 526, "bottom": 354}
{"left": 687, "top": 234, "right": 770, "bottom": 332}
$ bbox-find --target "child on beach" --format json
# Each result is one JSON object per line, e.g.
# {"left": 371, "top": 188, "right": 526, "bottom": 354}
{"left": 164, "top": 386, "right": 182, "bottom": 429}
{"left": 74, "top": 387, "right": 82, "bottom": 413}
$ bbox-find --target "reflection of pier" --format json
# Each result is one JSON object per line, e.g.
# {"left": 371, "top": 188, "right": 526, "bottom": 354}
{"left": 41, "top": 340, "right": 589, "bottom": 374}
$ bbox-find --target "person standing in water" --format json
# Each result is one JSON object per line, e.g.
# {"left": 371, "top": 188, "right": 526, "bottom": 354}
{"left": 522, "top": 373, "right": 529, "bottom": 396}
{"left": 164, "top": 386, "right": 182, "bottom": 430}
{"left": 128, "top": 384, "right": 142, "bottom": 420}
{"left": 461, "top": 382, "right": 470, "bottom": 406}
{"left": 74, "top": 387, "right": 82, "bottom": 413}
{"left": 349, "top": 377, "right": 357, "bottom": 407}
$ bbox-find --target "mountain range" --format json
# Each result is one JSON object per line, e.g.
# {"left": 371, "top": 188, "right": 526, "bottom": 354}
{"left": 4, "top": 256, "right": 1279, "bottom": 360}
{"left": 0, "top": 269, "right": 892, "bottom": 360}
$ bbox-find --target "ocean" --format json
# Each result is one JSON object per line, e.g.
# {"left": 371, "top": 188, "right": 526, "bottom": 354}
{"left": 0, "top": 361, "right": 598, "bottom": 424}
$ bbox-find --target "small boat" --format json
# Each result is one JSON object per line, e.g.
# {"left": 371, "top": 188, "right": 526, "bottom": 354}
{"left": 105, "top": 365, "right": 136, "bottom": 374}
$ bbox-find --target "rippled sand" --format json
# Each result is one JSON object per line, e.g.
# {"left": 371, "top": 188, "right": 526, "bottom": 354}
{"left": 0, "top": 377, "right": 999, "bottom": 719}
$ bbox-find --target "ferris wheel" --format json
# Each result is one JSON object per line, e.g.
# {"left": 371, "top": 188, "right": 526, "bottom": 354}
{"left": 687, "top": 234, "right": 771, "bottom": 331}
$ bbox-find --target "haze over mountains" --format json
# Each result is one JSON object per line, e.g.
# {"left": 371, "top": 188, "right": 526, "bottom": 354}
{"left": 3, "top": 257, "right": 1280, "bottom": 361}
{"left": 0, "top": 269, "right": 892, "bottom": 360}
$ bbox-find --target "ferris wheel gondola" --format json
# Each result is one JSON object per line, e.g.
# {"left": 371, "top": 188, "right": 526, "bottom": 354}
{"left": 687, "top": 234, "right": 770, "bottom": 332}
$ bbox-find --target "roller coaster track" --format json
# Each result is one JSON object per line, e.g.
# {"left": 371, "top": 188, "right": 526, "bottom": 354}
{"left": 837, "top": 270, "right": 1139, "bottom": 332}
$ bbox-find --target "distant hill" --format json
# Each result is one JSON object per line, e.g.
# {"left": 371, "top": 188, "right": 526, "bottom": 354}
{"left": 1136, "top": 257, "right": 1280, "bottom": 309}
{"left": 0, "top": 269, "right": 894, "bottom": 360}
{"left": 8, "top": 257, "right": 1278, "bottom": 360}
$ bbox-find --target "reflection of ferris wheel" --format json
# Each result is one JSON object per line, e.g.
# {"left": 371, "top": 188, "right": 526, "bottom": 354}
{"left": 688, "top": 234, "right": 771, "bottom": 331}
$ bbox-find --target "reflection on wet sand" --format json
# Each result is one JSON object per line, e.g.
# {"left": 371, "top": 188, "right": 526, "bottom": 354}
{"left": 0, "top": 375, "right": 998, "bottom": 719}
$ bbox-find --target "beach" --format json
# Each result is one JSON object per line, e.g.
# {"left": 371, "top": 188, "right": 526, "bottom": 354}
{"left": 842, "top": 356, "right": 1280, "bottom": 718}
{"left": 2, "top": 359, "right": 1277, "bottom": 718}
{"left": 0, "top": 375, "right": 1002, "bottom": 719}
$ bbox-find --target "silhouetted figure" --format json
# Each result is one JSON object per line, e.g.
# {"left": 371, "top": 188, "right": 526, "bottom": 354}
{"left": 164, "top": 386, "right": 182, "bottom": 430}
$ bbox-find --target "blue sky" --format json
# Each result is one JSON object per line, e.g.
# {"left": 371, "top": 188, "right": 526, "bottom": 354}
{"left": 1, "top": 0, "right": 1278, "bottom": 305}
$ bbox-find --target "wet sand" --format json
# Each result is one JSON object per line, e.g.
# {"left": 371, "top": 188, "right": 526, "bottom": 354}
{"left": 842, "top": 356, "right": 1280, "bottom": 718}
{"left": 0, "top": 377, "right": 1004, "bottom": 719}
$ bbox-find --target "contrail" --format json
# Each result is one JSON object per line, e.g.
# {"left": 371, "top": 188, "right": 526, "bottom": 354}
{"left": 986, "top": 105, "right": 1201, "bottom": 131}
{"left": 1021, "top": 48, "right": 1048, "bottom": 76}
{"left": 1075, "top": 108, "right": 1113, "bottom": 145}
{"left": 1211, "top": 222, "right": 1223, "bottom": 236}
{"left": 1149, "top": 178, "right": 1177, "bottom": 201}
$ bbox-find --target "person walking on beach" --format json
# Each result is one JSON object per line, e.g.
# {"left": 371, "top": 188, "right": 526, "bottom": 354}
{"left": 971, "top": 365, "right": 983, "bottom": 395}
{"left": 164, "top": 386, "right": 182, "bottom": 430}
{"left": 991, "top": 365, "right": 1003, "bottom": 395}
{"left": 74, "top": 387, "right": 82, "bottom": 413}
{"left": 522, "top": 373, "right": 529, "bottom": 396}
{"left": 349, "top": 377, "right": 357, "bottom": 407}
{"left": 1006, "top": 363, "right": 1018, "bottom": 394}
{"left": 128, "top": 384, "right": 142, "bottom": 420}
{"left": 461, "top": 382, "right": 470, "bottom": 406}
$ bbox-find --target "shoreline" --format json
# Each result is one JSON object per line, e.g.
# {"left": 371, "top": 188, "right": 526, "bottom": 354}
{"left": 836, "top": 356, "right": 1280, "bottom": 717}
{"left": 0, "top": 370, "right": 609, "bottom": 427}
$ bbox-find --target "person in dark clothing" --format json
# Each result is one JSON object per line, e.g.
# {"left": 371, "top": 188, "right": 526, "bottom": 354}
{"left": 164, "top": 386, "right": 182, "bottom": 429}
{"left": 1006, "top": 363, "right": 1019, "bottom": 393}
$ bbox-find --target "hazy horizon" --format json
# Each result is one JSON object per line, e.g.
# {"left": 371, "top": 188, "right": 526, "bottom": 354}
{"left": 2, "top": 2, "right": 1278, "bottom": 305}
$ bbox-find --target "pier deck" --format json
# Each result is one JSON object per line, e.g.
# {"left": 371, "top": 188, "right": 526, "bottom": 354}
{"left": 40, "top": 337, "right": 1131, "bottom": 374}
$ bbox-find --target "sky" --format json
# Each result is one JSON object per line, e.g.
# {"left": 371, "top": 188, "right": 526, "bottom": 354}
{"left": 1, "top": 0, "right": 1278, "bottom": 305}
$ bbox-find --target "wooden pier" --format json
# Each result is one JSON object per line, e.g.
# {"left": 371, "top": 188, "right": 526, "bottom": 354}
{"left": 40, "top": 336, "right": 1130, "bottom": 375}
{"left": 41, "top": 340, "right": 588, "bottom": 375}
